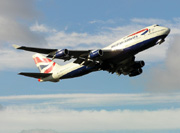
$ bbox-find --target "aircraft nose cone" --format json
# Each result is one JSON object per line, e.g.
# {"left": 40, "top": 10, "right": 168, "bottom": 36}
{"left": 165, "top": 27, "right": 170, "bottom": 35}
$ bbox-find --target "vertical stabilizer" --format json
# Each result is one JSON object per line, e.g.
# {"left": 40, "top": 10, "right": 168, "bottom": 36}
{"left": 32, "top": 53, "right": 60, "bottom": 73}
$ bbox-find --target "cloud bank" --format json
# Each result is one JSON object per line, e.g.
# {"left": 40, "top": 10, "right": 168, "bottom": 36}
{"left": 1, "top": 93, "right": 180, "bottom": 133}
{"left": 1, "top": 106, "right": 180, "bottom": 133}
{"left": 20, "top": 129, "right": 58, "bottom": 133}
{"left": 1, "top": 93, "right": 180, "bottom": 108}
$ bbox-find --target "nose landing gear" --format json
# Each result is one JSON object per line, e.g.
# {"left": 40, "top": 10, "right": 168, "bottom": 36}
{"left": 156, "top": 38, "right": 165, "bottom": 45}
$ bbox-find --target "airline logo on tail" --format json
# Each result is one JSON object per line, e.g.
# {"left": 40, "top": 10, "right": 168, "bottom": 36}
{"left": 33, "top": 54, "right": 56, "bottom": 73}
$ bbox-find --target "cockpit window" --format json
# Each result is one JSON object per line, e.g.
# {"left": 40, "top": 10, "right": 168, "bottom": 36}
{"left": 153, "top": 24, "right": 159, "bottom": 27}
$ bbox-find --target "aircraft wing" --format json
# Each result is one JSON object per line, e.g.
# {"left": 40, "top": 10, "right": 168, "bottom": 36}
{"left": 13, "top": 45, "right": 123, "bottom": 66}
{"left": 13, "top": 45, "right": 58, "bottom": 54}
{"left": 13, "top": 45, "right": 91, "bottom": 60}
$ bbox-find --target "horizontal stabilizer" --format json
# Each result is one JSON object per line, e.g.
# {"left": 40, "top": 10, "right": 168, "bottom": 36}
{"left": 12, "top": 44, "right": 21, "bottom": 49}
{"left": 19, "top": 72, "right": 52, "bottom": 79}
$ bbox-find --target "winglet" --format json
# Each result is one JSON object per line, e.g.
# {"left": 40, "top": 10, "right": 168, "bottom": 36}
{"left": 12, "top": 44, "right": 21, "bottom": 49}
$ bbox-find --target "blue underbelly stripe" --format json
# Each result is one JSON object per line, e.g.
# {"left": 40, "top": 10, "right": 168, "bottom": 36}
{"left": 124, "top": 35, "right": 166, "bottom": 53}
{"left": 60, "top": 66, "right": 95, "bottom": 79}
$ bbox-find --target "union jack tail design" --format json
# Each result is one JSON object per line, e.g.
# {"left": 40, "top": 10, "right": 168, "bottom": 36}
{"left": 32, "top": 53, "right": 59, "bottom": 73}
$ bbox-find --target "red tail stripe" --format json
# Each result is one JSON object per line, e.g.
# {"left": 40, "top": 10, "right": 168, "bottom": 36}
{"left": 33, "top": 57, "right": 52, "bottom": 64}
{"left": 44, "top": 62, "right": 56, "bottom": 73}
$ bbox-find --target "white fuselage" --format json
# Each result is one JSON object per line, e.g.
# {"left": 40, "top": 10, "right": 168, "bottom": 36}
{"left": 50, "top": 24, "right": 170, "bottom": 81}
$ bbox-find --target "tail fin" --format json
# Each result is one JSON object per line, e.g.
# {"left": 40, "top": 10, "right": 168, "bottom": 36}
{"left": 32, "top": 53, "right": 60, "bottom": 73}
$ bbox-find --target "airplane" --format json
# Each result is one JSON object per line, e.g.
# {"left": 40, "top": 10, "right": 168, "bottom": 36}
{"left": 13, "top": 24, "right": 170, "bottom": 82}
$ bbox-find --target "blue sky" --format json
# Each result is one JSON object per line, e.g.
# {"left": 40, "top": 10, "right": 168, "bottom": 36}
{"left": 1, "top": 0, "right": 180, "bottom": 133}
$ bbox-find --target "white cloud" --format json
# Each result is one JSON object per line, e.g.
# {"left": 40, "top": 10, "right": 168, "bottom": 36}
{"left": 0, "top": 16, "right": 46, "bottom": 45}
{"left": 143, "top": 35, "right": 180, "bottom": 91}
{"left": 1, "top": 93, "right": 180, "bottom": 108}
{"left": 29, "top": 21, "right": 144, "bottom": 49}
{"left": 0, "top": 106, "right": 180, "bottom": 133}
{"left": 20, "top": 129, "right": 58, "bottom": 133}
{"left": 30, "top": 22, "right": 57, "bottom": 33}
{"left": 1, "top": 93, "right": 180, "bottom": 133}
{"left": 131, "top": 18, "right": 169, "bottom": 25}
{"left": 0, "top": 48, "right": 35, "bottom": 70}
{"left": 45, "top": 29, "right": 122, "bottom": 49}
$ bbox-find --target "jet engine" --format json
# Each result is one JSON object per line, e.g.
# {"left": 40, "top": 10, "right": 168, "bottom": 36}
{"left": 129, "top": 68, "right": 142, "bottom": 77}
{"left": 89, "top": 49, "right": 103, "bottom": 59}
{"left": 53, "top": 49, "right": 69, "bottom": 59}
{"left": 132, "top": 61, "right": 145, "bottom": 68}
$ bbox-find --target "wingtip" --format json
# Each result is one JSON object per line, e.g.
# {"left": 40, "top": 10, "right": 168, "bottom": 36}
{"left": 18, "top": 72, "right": 23, "bottom": 75}
{"left": 12, "top": 44, "right": 21, "bottom": 49}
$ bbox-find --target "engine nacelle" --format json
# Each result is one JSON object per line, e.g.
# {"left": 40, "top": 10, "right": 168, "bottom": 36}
{"left": 89, "top": 49, "right": 103, "bottom": 59}
{"left": 133, "top": 61, "right": 145, "bottom": 68}
{"left": 54, "top": 49, "right": 69, "bottom": 58}
{"left": 129, "top": 68, "right": 142, "bottom": 77}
